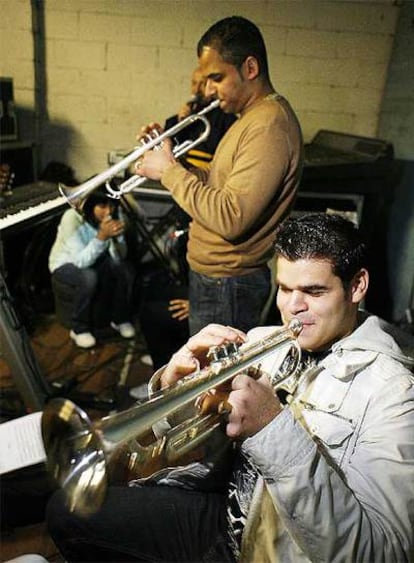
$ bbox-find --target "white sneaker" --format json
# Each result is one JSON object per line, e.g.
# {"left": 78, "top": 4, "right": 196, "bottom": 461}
{"left": 129, "top": 383, "right": 149, "bottom": 401}
{"left": 111, "top": 322, "right": 136, "bottom": 339}
{"left": 140, "top": 354, "right": 153, "bottom": 367}
{"left": 70, "top": 330, "right": 96, "bottom": 349}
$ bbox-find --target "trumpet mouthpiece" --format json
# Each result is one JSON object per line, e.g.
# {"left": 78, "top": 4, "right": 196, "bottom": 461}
{"left": 288, "top": 318, "right": 303, "bottom": 336}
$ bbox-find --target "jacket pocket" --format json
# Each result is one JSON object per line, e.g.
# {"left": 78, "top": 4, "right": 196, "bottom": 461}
{"left": 303, "top": 410, "right": 354, "bottom": 466}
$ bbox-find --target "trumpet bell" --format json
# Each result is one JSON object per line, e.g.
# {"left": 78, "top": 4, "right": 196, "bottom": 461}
{"left": 42, "top": 398, "right": 107, "bottom": 515}
{"left": 58, "top": 182, "right": 84, "bottom": 211}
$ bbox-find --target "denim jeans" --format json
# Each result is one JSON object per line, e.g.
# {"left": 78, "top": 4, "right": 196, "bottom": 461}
{"left": 52, "top": 254, "right": 135, "bottom": 333}
{"left": 46, "top": 485, "right": 235, "bottom": 562}
{"left": 189, "top": 267, "right": 271, "bottom": 335}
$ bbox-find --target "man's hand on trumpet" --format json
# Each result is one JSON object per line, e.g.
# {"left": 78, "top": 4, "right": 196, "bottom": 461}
{"left": 134, "top": 122, "right": 176, "bottom": 181}
{"left": 226, "top": 372, "right": 283, "bottom": 440}
{"left": 160, "top": 323, "right": 246, "bottom": 389}
{"left": 159, "top": 323, "right": 282, "bottom": 440}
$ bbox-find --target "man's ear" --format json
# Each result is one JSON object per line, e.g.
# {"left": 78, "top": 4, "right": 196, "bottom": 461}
{"left": 351, "top": 268, "right": 369, "bottom": 304}
{"left": 243, "top": 56, "right": 260, "bottom": 80}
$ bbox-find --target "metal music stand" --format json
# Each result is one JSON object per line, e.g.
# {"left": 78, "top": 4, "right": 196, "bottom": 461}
{"left": 120, "top": 193, "right": 182, "bottom": 282}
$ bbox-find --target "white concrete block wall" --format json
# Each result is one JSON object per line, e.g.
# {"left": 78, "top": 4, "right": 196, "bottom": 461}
{"left": 0, "top": 0, "right": 34, "bottom": 140}
{"left": 0, "top": 0, "right": 400, "bottom": 182}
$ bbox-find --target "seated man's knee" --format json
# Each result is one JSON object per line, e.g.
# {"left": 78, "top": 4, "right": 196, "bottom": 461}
{"left": 46, "top": 489, "right": 71, "bottom": 539}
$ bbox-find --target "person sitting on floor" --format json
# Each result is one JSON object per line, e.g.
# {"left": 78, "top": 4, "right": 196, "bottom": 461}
{"left": 48, "top": 189, "right": 136, "bottom": 349}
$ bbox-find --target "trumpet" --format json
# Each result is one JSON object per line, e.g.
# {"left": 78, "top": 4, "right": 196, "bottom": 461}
{"left": 59, "top": 99, "right": 221, "bottom": 210}
{"left": 41, "top": 319, "right": 302, "bottom": 515}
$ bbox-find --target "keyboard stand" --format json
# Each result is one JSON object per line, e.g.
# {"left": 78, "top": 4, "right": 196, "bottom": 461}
{"left": 0, "top": 272, "right": 121, "bottom": 414}
{"left": 0, "top": 271, "right": 51, "bottom": 411}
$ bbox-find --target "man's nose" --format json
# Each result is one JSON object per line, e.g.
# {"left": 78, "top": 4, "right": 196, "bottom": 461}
{"left": 204, "top": 79, "right": 216, "bottom": 98}
{"left": 289, "top": 291, "right": 307, "bottom": 313}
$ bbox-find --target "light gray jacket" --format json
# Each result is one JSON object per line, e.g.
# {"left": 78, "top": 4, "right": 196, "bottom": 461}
{"left": 241, "top": 315, "right": 414, "bottom": 562}
{"left": 48, "top": 208, "right": 127, "bottom": 273}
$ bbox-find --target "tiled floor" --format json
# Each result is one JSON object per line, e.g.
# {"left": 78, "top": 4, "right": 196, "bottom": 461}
{"left": 1, "top": 313, "right": 153, "bottom": 563}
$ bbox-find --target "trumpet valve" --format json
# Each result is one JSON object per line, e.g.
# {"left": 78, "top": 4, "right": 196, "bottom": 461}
{"left": 206, "top": 342, "right": 239, "bottom": 364}
{"left": 195, "top": 389, "right": 231, "bottom": 415}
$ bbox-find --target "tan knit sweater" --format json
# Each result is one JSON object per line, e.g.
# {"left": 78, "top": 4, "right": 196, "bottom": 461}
{"left": 161, "top": 94, "right": 303, "bottom": 277}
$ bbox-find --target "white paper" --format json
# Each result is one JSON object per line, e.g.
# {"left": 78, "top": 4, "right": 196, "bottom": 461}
{"left": 0, "top": 411, "right": 47, "bottom": 474}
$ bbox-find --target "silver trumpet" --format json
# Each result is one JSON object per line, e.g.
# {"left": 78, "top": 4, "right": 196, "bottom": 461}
{"left": 41, "top": 319, "right": 302, "bottom": 515}
{"left": 59, "top": 99, "right": 220, "bottom": 210}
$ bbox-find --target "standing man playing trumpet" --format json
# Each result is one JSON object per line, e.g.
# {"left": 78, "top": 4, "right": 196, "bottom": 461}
{"left": 46, "top": 213, "right": 414, "bottom": 562}
{"left": 137, "top": 65, "right": 237, "bottom": 370}
{"left": 136, "top": 16, "right": 303, "bottom": 336}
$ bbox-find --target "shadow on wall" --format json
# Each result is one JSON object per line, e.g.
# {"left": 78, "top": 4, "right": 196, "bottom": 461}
{"left": 388, "top": 159, "right": 414, "bottom": 325}
{"left": 14, "top": 105, "right": 80, "bottom": 184}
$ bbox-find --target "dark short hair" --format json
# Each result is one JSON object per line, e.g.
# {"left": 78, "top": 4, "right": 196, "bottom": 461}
{"left": 82, "top": 188, "right": 116, "bottom": 227}
{"left": 273, "top": 213, "right": 367, "bottom": 288}
{"left": 197, "top": 16, "right": 270, "bottom": 80}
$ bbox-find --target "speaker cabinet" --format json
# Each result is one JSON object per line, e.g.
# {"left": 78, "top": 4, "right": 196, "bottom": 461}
{"left": 0, "top": 142, "right": 35, "bottom": 188}
{"left": 0, "top": 77, "right": 18, "bottom": 141}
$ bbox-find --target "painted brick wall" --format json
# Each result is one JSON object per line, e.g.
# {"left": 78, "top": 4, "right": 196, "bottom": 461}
{"left": 0, "top": 0, "right": 34, "bottom": 141}
{"left": 379, "top": 3, "right": 414, "bottom": 322}
{"left": 0, "top": 0, "right": 400, "bottom": 181}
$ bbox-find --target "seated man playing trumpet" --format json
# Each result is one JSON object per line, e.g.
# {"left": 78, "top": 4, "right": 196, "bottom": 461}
{"left": 46, "top": 213, "right": 414, "bottom": 562}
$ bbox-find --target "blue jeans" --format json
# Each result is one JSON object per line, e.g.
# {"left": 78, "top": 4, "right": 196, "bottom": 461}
{"left": 189, "top": 267, "right": 271, "bottom": 335}
{"left": 52, "top": 255, "right": 135, "bottom": 333}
